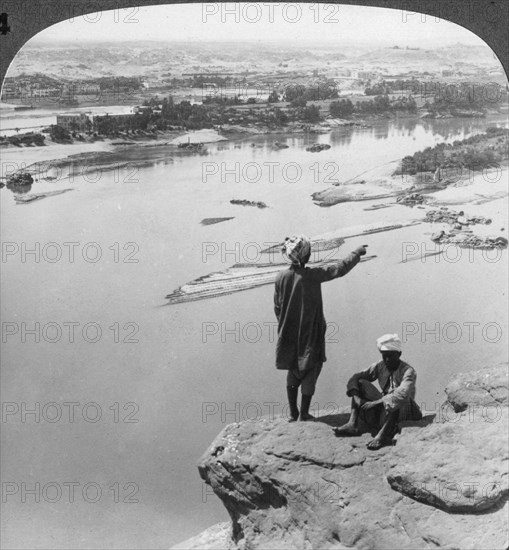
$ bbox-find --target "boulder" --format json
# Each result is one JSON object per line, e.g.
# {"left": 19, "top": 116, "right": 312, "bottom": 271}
{"left": 306, "top": 143, "right": 331, "bottom": 152}
{"left": 444, "top": 363, "right": 508, "bottom": 412}
{"left": 172, "top": 522, "right": 235, "bottom": 550}
{"left": 387, "top": 408, "right": 508, "bottom": 513}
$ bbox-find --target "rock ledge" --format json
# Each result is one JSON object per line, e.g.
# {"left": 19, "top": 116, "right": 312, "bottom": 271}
{"left": 173, "top": 364, "right": 508, "bottom": 549}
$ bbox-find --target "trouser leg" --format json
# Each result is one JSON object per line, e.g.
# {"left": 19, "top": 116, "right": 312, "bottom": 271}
{"left": 300, "top": 394, "right": 314, "bottom": 421}
{"left": 299, "top": 365, "right": 322, "bottom": 421}
{"left": 376, "top": 409, "right": 400, "bottom": 440}
{"left": 357, "top": 379, "right": 383, "bottom": 401}
{"left": 287, "top": 365, "right": 321, "bottom": 421}
{"left": 336, "top": 380, "right": 390, "bottom": 436}
{"left": 300, "top": 364, "right": 322, "bottom": 397}
{"left": 286, "top": 370, "right": 301, "bottom": 422}
{"left": 356, "top": 380, "right": 384, "bottom": 431}
{"left": 347, "top": 397, "right": 360, "bottom": 426}
{"left": 286, "top": 385, "right": 299, "bottom": 421}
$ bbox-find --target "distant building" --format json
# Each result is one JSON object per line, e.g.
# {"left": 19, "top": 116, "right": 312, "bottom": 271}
{"left": 31, "top": 86, "right": 61, "bottom": 98}
{"left": 1, "top": 82, "right": 16, "bottom": 99}
{"left": 384, "top": 73, "right": 417, "bottom": 80}
{"left": 142, "top": 79, "right": 167, "bottom": 89}
{"left": 202, "top": 83, "right": 218, "bottom": 98}
{"left": 75, "top": 83, "right": 101, "bottom": 97}
{"left": 132, "top": 105, "right": 152, "bottom": 114}
{"left": 358, "top": 71, "right": 377, "bottom": 80}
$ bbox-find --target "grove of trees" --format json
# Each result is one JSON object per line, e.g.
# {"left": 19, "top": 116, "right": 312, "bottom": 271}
{"left": 395, "top": 127, "right": 508, "bottom": 175}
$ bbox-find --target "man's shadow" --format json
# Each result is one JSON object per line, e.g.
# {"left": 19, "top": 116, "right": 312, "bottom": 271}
{"left": 315, "top": 412, "right": 436, "bottom": 433}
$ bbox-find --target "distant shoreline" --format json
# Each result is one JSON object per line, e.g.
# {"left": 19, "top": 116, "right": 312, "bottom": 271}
{"left": 1, "top": 110, "right": 503, "bottom": 150}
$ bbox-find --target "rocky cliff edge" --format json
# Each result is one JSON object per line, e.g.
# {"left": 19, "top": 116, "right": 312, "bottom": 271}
{"left": 173, "top": 364, "right": 508, "bottom": 550}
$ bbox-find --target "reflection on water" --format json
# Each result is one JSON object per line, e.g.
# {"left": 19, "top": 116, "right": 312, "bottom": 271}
{"left": 1, "top": 112, "right": 508, "bottom": 549}
{"left": 328, "top": 127, "right": 355, "bottom": 146}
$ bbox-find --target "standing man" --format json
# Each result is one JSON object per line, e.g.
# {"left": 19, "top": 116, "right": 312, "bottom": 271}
{"left": 334, "top": 334, "right": 422, "bottom": 449}
{"left": 274, "top": 234, "right": 368, "bottom": 422}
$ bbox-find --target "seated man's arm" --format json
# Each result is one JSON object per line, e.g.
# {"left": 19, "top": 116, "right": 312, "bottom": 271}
{"left": 346, "top": 363, "right": 378, "bottom": 397}
{"left": 382, "top": 367, "right": 416, "bottom": 412}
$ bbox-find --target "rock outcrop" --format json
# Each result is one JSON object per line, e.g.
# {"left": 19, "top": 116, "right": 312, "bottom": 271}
{"left": 174, "top": 364, "right": 509, "bottom": 549}
{"left": 444, "top": 363, "right": 508, "bottom": 412}
{"left": 429, "top": 230, "right": 508, "bottom": 250}
{"left": 425, "top": 207, "right": 492, "bottom": 226}
{"left": 172, "top": 523, "right": 235, "bottom": 550}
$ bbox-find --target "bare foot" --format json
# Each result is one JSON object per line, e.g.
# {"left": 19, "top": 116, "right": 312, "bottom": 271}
{"left": 333, "top": 424, "right": 360, "bottom": 437}
{"left": 366, "top": 438, "right": 393, "bottom": 450}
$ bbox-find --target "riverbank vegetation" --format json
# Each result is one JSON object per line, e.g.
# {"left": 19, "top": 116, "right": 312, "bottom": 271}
{"left": 394, "top": 127, "right": 509, "bottom": 176}
{"left": 0, "top": 132, "right": 46, "bottom": 147}
{"left": 135, "top": 89, "right": 419, "bottom": 132}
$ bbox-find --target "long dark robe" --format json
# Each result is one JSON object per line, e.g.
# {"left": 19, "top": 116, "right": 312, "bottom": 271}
{"left": 274, "top": 251, "right": 360, "bottom": 372}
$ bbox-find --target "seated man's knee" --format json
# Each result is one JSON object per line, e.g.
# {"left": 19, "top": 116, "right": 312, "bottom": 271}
{"left": 358, "top": 380, "right": 370, "bottom": 390}
{"left": 358, "top": 379, "right": 378, "bottom": 399}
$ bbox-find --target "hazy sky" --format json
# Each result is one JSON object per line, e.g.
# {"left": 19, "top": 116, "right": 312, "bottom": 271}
{"left": 29, "top": 3, "right": 487, "bottom": 47}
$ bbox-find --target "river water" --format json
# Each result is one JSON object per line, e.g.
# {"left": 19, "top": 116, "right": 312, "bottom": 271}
{"left": 1, "top": 112, "right": 508, "bottom": 548}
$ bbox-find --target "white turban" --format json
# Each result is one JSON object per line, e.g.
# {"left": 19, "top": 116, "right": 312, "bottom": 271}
{"left": 376, "top": 334, "right": 402, "bottom": 352}
{"left": 282, "top": 235, "right": 311, "bottom": 265}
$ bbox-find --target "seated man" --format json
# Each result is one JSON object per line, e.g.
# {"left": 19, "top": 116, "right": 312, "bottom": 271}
{"left": 334, "top": 334, "right": 422, "bottom": 450}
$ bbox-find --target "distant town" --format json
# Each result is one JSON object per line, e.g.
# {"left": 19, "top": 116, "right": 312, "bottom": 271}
{"left": 2, "top": 61, "right": 504, "bottom": 108}
{"left": 1, "top": 41, "right": 507, "bottom": 147}
{"left": 2, "top": 41, "right": 506, "bottom": 107}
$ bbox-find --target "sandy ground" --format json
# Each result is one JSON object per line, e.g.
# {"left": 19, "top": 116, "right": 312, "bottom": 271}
{"left": 169, "top": 129, "right": 227, "bottom": 145}
{"left": 430, "top": 165, "right": 508, "bottom": 206}
{"left": 0, "top": 129, "right": 227, "bottom": 182}
{"left": 427, "top": 165, "right": 509, "bottom": 237}
{"left": 0, "top": 141, "right": 117, "bottom": 182}
{"left": 311, "top": 161, "right": 412, "bottom": 205}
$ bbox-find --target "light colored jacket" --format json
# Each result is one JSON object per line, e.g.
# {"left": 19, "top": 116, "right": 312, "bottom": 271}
{"left": 347, "top": 359, "right": 419, "bottom": 415}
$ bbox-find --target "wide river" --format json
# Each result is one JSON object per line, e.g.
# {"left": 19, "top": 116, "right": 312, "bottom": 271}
{"left": 1, "top": 112, "right": 508, "bottom": 548}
